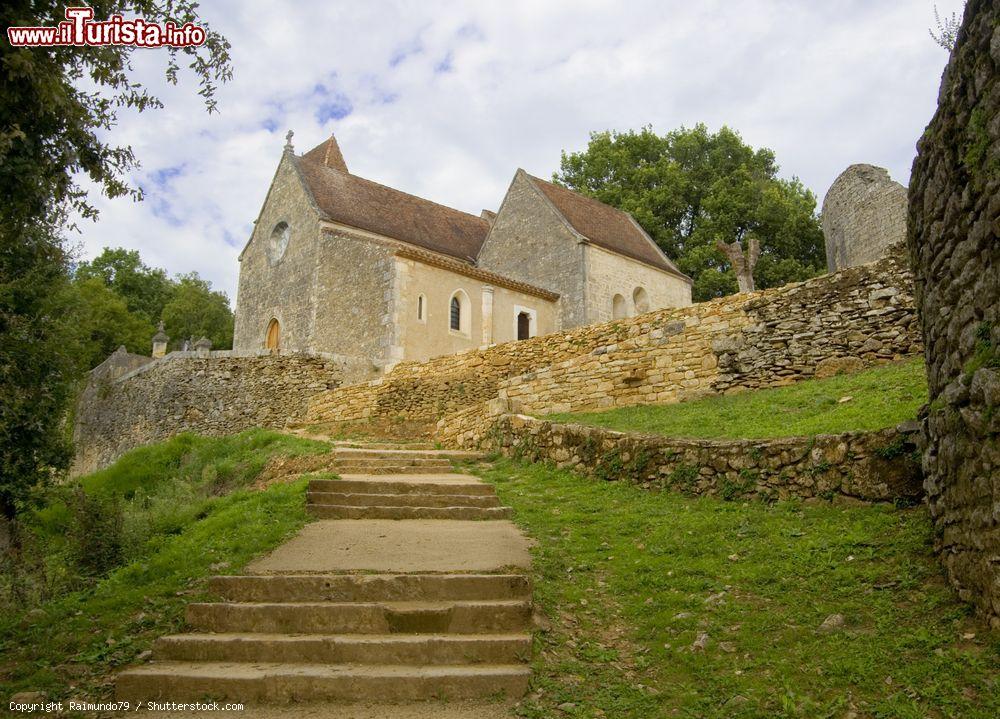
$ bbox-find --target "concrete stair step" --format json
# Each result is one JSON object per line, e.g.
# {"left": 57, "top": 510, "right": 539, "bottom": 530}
{"left": 306, "top": 491, "right": 501, "bottom": 509}
{"left": 116, "top": 662, "right": 531, "bottom": 702}
{"left": 308, "top": 478, "right": 496, "bottom": 496}
{"left": 331, "top": 464, "right": 454, "bottom": 475}
{"left": 208, "top": 573, "right": 532, "bottom": 603}
{"left": 333, "top": 448, "right": 485, "bottom": 461}
{"left": 154, "top": 632, "right": 532, "bottom": 665}
{"left": 186, "top": 600, "right": 532, "bottom": 634}
{"left": 332, "top": 457, "right": 453, "bottom": 467}
{"left": 307, "top": 504, "right": 513, "bottom": 521}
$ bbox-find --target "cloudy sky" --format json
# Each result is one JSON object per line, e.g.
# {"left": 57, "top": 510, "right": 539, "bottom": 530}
{"left": 71, "top": 0, "right": 963, "bottom": 304}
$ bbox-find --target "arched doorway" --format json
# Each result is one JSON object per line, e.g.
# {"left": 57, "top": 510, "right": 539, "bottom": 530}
{"left": 633, "top": 286, "right": 650, "bottom": 314}
{"left": 517, "top": 311, "right": 531, "bottom": 340}
{"left": 265, "top": 318, "right": 280, "bottom": 350}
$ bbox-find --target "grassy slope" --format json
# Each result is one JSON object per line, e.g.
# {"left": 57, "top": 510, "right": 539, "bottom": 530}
{"left": 472, "top": 459, "right": 999, "bottom": 719}
{"left": 0, "top": 430, "right": 328, "bottom": 701}
{"left": 545, "top": 358, "right": 928, "bottom": 439}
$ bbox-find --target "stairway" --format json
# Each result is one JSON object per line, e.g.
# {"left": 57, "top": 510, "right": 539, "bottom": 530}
{"left": 116, "top": 443, "right": 533, "bottom": 705}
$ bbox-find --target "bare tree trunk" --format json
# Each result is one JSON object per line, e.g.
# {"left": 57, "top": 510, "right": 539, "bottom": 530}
{"left": 716, "top": 237, "right": 760, "bottom": 293}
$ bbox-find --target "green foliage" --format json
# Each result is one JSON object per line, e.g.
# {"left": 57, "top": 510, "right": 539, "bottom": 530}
{"left": 0, "top": 2, "right": 231, "bottom": 519}
{"left": 6, "top": 429, "right": 328, "bottom": 609}
{"left": 161, "top": 272, "right": 234, "bottom": 351}
{"left": 555, "top": 125, "right": 826, "bottom": 301}
{"left": 477, "top": 458, "right": 999, "bottom": 718}
{"left": 75, "top": 248, "right": 175, "bottom": 325}
{"left": 547, "top": 358, "right": 928, "bottom": 439}
{"left": 69, "top": 277, "right": 156, "bottom": 368}
{"left": 0, "top": 225, "right": 79, "bottom": 519}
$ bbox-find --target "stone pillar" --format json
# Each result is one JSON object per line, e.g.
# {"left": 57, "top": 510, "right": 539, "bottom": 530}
{"left": 194, "top": 337, "right": 212, "bottom": 357}
{"left": 481, "top": 285, "right": 495, "bottom": 346}
{"left": 908, "top": 0, "right": 1000, "bottom": 628}
{"left": 151, "top": 322, "right": 169, "bottom": 358}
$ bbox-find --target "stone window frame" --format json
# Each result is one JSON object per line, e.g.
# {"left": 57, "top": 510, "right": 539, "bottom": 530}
{"left": 633, "top": 286, "right": 650, "bottom": 314}
{"left": 612, "top": 293, "right": 628, "bottom": 319}
{"left": 512, "top": 305, "right": 537, "bottom": 340}
{"left": 448, "top": 289, "right": 471, "bottom": 338}
{"left": 417, "top": 294, "right": 427, "bottom": 323}
{"left": 267, "top": 221, "right": 291, "bottom": 265}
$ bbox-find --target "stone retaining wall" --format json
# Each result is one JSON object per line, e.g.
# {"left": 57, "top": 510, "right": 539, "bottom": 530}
{"left": 307, "top": 250, "right": 919, "bottom": 427}
{"left": 455, "top": 414, "right": 923, "bottom": 503}
{"left": 71, "top": 352, "right": 344, "bottom": 475}
{"left": 907, "top": 0, "right": 1000, "bottom": 627}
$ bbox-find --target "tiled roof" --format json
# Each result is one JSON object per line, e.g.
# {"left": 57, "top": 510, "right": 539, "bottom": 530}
{"left": 393, "top": 245, "right": 559, "bottom": 301}
{"left": 525, "top": 173, "right": 689, "bottom": 280}
{"left": 297, "top": 149, "right": 489, "bottom": 262}
{"left": 302, "top": 135, "right": 348, "bottom": 173}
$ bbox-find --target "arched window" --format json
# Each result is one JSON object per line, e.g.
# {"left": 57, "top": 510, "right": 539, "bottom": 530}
{"left": 417, "top": 294, "right": 426, "bottom": 322}
{"left": 612, "top": 294, "right": 627, "bottom": 319}
{"left": 448, "top": 290, "right": 471, "bottom": 336}
{"left": 633, "top": 286, "right": 650, "bottom": 314}
{"left": 265, "top": 318, "right": 280, "bottom": 350}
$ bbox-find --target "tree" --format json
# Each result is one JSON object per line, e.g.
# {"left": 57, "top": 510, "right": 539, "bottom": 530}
{"left": 554, "top": 125, "right": 826, "bottom": 301}
{"left": 161, "top": 273, "right": 234, "bottom": 351}
{"left": 70, "top": 278, "right": 156, "bottom": 370}
{"left": 75, "top": 248, "right": 174, "bottom": 325}
{"left": 0, "top": 2, "right": 230, "bottom": 521}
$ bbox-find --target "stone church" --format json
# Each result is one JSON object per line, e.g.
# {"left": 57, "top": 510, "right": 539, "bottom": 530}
{"left": 233, "top": 134, "right": 692, "bottom": 372}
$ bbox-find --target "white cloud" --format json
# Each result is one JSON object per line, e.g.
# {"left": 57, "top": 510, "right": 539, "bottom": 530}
{"left": 71, "top": 0, "right": 963, "bottom": 305}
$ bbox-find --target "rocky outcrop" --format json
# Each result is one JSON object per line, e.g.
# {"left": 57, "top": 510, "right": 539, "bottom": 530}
{"left": 907, "top": 0, "right": 1000, "bottom": 627}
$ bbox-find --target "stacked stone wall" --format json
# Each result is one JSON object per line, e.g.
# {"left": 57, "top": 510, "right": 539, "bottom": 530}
{"left": 448, "top": 414, "right": 922, "bottom": 503}
{"left": 72, "top": 352, "right": 344, "bottom": 475}
{"left": 907, "top": 0, "right": 1000, "bottom": 627}
{"left": 306, "top": 251, "right": 919, "bottom": 427}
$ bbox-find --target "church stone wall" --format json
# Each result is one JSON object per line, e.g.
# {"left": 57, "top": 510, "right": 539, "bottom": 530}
{"left": 907, "top": 0, "right": 1000, "bottom": 628}
{"left": 394, "top": 255, "right": 558, "bottom": 363}
{"left": 585, "top": 244, "right": 692, "bottom": 324}
{"left": 477, "top": 171, "right": 587, "bottom": 329}
{"left": 822, "top": 164, "right": 908, "bottom": 272}
{"left": 234, "top": 155, "right": 323, "bottom": 353}
{"left": 311, "top": 228, "right": 395, "bottom": 370}
{"left": 71, "top": 352, "right": 344, "bottom": 475}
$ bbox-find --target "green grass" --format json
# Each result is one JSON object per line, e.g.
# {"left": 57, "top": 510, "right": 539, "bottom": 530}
{"left": 473, "top": 458, "right": 999, "bottom": 719}
{"left": 0, "top": 430, "right": 329, "bottom": 702}
{"left": 545, "top": 358, "right": 928, "bottom": 439}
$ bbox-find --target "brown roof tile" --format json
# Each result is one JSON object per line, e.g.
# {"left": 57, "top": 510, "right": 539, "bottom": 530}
{"left": 526, "top": 173, "right": 689, "bottom": 280}
{"left": 302, "top": 136, "right": 348, "bottom": 172}
{"left": 296, "top": 155, "right": 488, "bottom": 262}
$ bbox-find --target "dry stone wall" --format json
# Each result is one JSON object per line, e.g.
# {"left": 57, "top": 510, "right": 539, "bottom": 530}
{"left": 306, "top": 251, "right": 919, "bottom": 427}
{"left": 907, "top": 0, "right": 1000, "bottom": 628}
{"left": 451, "top": 414, "right": 923, "bottom": 503}
{"left": 499, "top": 249, "right": 919, "bottom": 415}
{"left": 72, "top": 352, "right": 344, "bottom": 475}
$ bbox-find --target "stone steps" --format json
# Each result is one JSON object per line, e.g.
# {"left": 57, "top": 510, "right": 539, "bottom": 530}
{"left": 331, "top": 463, "right": 454, "bottom": 475}
{"left": 155, "top": 632, "right": 532, "bottom": 664}
{"left": 208, "top": 573, "right": 532, "bottom": 603}
{"left": 310, "top": 477, "right": 496, "bottom": 496}
{"left": 116, "top": 662, "right": 531, "bottom": 702}
{"left": 308, "top": 504, "right": 513, "bottom": 520}
{"left": 306, "top": 491, "right": 502, "bottom": 508}
{"left": 116, "top": 446, "right": 531, "bottom": 705}
{"left": 185, "top": 600, "right": 533, "bottom": 634}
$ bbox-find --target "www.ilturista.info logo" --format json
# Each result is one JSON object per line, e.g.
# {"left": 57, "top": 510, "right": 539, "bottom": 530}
{"left": 7, "top": 6, "right": 206, "bottom": 48}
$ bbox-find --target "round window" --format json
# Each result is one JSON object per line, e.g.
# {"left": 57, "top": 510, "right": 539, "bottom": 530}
{"left": 267, "top": 222, "right": 290, "bottom": 264}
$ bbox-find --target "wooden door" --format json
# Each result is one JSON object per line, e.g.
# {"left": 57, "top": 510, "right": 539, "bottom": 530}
{"left": 265, "top": 319, "right": 280, "bottom": 350}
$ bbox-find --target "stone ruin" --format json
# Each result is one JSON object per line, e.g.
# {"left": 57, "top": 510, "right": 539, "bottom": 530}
{"left": 822, "top": 163, "right": 908, "bottom": 272}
